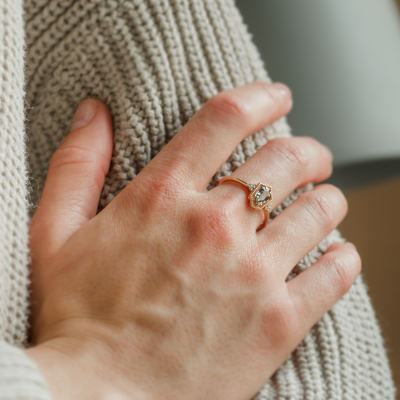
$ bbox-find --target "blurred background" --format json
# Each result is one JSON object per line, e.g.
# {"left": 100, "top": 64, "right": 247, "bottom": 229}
{"left": 235, "top": 0, "right": 400, "bottom": 395}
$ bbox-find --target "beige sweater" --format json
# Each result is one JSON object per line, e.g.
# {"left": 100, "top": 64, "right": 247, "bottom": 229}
{"left": 0, "top": 0, "right": 396, "bottom": 398}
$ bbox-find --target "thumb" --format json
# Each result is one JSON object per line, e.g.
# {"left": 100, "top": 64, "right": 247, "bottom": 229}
{"left": 30, "top": 99, "right": 114, "bottom": 257}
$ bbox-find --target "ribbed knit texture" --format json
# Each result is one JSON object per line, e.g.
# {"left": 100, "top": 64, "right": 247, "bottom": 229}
{"left": 0, "top": 342, "right": 51, "bottom": 400}
{"left": 0, "top": 0, "right": 51, "bottom": 398}
{"left": 0, "top": 0, "right": 29, "bottom": 348}
{"left": 0, "top": 0, "right": 394, "bottom": 398}
{"left": 23, "top": 0, "right": 396, "bottom": 398}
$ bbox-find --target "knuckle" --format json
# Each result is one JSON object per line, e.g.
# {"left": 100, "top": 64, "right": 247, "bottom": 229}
{"left": 303, "top": 191, "right": 336, "bottom": 230}
{"left": 260, "top": 295, "right": 297, "bottom": 344}
{"left": 141, "top": 170, "right": 182, "bottom": 207}
{"left": 50, "top": 146, "right": 97, "bottom": 171}
{"left": 130, "top": 163, "right": 189, "bottom": 215}
{"left": 154, "top": 166, "right": 183, "bottom": 191}
{"left": 270, "top": 138, "right": 309, "bottom": 173}
{"left": 195, "top": 200, "right": 238, "bottom": 247}
{"left": 326, "top": 253, "right": 358, "bottom": 294}
{"left": 206, "top": 92, "right": 252, "bottom": 125}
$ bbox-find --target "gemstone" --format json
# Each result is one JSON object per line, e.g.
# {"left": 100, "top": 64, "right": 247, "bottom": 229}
{"left": 254, "top": 186, "right": 271, "bottom": 206}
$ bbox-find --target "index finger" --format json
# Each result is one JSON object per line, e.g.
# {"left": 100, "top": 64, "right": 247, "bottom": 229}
{"left": 141, "top": 82, "right": 292, "bottom": 191}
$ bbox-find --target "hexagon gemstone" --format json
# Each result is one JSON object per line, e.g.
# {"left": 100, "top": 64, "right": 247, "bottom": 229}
{"left": 254, "top": 186, "right": 271, "bottom": 206}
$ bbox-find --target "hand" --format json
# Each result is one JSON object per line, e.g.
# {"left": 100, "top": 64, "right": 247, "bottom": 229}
{"left": 26, "top": 83, "right": 361, "bottom": 400}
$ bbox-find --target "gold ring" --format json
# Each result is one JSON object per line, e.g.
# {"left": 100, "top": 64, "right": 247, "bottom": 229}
{"left": 218, "top": 177, "right": 273, "bottom": 231}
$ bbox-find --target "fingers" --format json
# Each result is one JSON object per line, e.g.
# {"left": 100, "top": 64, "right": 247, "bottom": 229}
{"left": 30, "top": 99, "right": 114, "bottom": 257}
{"left": 259, "top": 184, "right": 348, "bottom": 274}
{"left": 142, "top": 82, "right": 292, "bottom": 191}
{"left": 213, "top": 136, "right": 333, "bottom": 229}
{"left": 287, "top": 242, "right": 361, "bottom": 333}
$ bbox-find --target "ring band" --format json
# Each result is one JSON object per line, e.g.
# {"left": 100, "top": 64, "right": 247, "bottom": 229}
{"left": 218, "top": 177, "right": 273, "bottom": 231}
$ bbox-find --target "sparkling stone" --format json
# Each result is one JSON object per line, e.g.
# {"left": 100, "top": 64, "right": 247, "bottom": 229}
{"left": 254, "top": 186, "right": 271, "bottom": 206}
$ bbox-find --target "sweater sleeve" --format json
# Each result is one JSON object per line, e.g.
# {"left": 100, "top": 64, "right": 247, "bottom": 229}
{"left": 0, "top": 342, "right": 51, "bottom": 400}
{"left": 0, "top": 0, "right": 52, "bottom": 398}
{"left": 23, "top": 0, "right": 396, "bottom": 398}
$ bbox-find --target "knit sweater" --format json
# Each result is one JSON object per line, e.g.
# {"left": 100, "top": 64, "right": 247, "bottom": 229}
{"left": 0, "top": 0, "right": 396, "bottom": 398}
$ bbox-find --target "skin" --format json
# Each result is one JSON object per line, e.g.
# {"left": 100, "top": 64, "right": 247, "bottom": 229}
{"left": 26, "top": 82, "right": 361, "bottom": 400}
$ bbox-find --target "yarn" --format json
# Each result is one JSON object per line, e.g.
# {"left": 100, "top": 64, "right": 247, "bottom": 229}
{"left": 0, "top": 0, "right": 395, "bottom": 398}
{"left": 0, "top": 0, "right": 30, "bottom": 347}
{"left": 24, "top": 1, "right": 396, "bottom": 398}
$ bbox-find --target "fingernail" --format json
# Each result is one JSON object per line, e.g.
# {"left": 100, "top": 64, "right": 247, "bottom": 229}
{"left": 71, "top": 99, "right": 98, "bottom": 131}
{"left": 271, "top": 82, "right": 291, "bottom": 98}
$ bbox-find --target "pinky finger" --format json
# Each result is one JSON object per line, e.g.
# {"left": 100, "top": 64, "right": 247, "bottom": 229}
{"left": 287, "top": 242, "right": 362, "bottom": 329}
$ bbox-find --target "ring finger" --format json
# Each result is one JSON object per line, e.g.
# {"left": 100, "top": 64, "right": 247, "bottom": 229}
{"left": 259, "top": 183, "right": 348, "bottom": 277}
{"left": 213, "top": 136, "right": 333, "bottom": 230}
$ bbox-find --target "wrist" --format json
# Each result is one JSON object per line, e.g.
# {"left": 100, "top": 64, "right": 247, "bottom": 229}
{"left": 25, "top": 338, "right": 136, "bottom": 400}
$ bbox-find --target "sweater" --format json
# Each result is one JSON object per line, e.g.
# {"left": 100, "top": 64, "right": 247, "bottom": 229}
{"left": 0, "top": 0, "right": 396, "bottom": 398}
